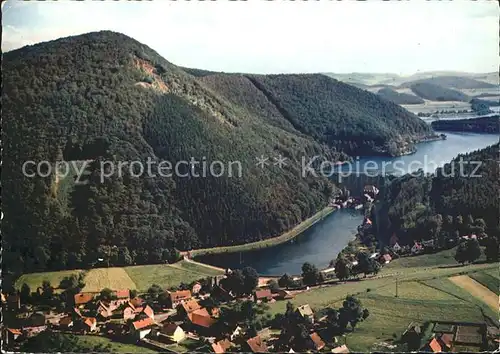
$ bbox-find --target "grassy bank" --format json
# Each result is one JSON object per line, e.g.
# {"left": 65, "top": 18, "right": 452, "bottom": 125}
{"left": 189, "top": 206, "right": 335, "bottom": 258}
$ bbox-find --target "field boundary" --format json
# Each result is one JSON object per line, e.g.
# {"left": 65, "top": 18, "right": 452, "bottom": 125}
{"left": 449, "top": 275, "right": 498, "bottom": 311}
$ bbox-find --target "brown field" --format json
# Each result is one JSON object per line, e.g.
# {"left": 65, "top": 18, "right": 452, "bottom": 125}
{"left": 82, "top": 268, "right": 137, "bottom": 292}
{"left": 449, "top": 275, "right": 498, "bottom": 311}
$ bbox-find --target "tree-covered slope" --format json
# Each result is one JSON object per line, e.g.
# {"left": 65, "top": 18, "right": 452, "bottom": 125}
{"left": 431, "top": 116, "right": 500, "bottom": 134}
{"left": 376, "top": 87, "right": 425, "bottom": 105}
{"left": 2, "top": 30, "right": 435, "bottom": 275}
{"left": 372, "top": 143, "right": 500, "bottom": 246}
{"left": 242, "top": 74, "right": 434, "bottom": 156}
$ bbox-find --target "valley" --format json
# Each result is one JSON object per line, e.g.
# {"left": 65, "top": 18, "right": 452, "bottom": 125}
{"left": 2, "top": 3, "right": 499, "bottom": 351}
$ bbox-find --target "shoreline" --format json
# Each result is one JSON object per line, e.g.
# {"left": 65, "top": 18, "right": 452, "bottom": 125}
{"left": 186, "top": 206, "right": 336, "bottom": 258}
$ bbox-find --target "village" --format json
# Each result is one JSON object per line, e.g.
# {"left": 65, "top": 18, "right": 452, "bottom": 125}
{"left": 2, "top": 184, "right": 496, "bottom": 353}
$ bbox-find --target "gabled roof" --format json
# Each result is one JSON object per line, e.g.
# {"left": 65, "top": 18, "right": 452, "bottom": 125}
{"left": 254, "top": 289, "right": 273, "bottom": 299}
{"left": 170, "top": 290, "right": 192, "bottom": 302}
{"left": 115, "top": 289, "right": 130, "bottom": 299}
{"left": 6, "top": 328, "right": 22, "bottom": 335}
{"left": 59, "top": 316, "right": 73, "bottom": 326}
{"left": 297, "top": 304, "right": 313, "bottom": 317}
{"left": 380, "top": 254, "right": 392, "bottom": 262}
{"left": 427, "top": 338, "right": 442, "bottom": 353}
{"left": 132, "top": 317, "right": 155, "bottom": 331}
{"left": 181, "top": 299, "right": 202, "bottom": 314}
{"left": 142, "top": 305, "right": 154, "bottom": 319}
{"left": 211, "top": 339, "right": 232, "bottom": 353}
{"left": 439, "top": 333, "right": 453, "bottom": 348}
{"left": 189, "top": 308, "right": 215, "bottom": 328}
{"left": 331, "top": 344, "right": 350, "bottom": 353}
{"left": 246, "top": 335, "right": 268, "bottom": 353}
{"left": 161, "top": 322, "right": 182, "bottom": 336}
{"left": 84, "top": 317, "right": 97, "bottom": 328}
{"left": 309, "top": 332, "right": 325, "bottom": 350}
{"left": 74, "top": 292, "right": 94, "bottom": 305}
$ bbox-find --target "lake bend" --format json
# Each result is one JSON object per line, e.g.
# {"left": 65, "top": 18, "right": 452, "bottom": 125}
{"left": 197, "top": 132, "right": 499, "bottom": 275}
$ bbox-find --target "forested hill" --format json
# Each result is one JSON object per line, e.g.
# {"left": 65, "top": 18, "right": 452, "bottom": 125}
{"left": 372, "top": 143, "right": 500, "bottom": 247}
{"left": 3, "top": 30, "right": 433, "bottom": 274}
{"left": 431, "top": 116, "right": 500, "bottom": 134}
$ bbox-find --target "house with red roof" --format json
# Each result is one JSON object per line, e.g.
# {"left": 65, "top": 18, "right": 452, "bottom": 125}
{"left": 253, "top": 289, "right": 273, "bottom": 303}
{"left": 74, "top": 293, "right": 94, "bottom": 307}
{"left": 130, "top": 317, "right": 155, "bottom": 339}
{"left": 82, "top": 317, "right": 97, "bottom": 333}
{"left": 424, "top": 337, "right": 442, "bottom": 353}
{"left": 2, "top": 328, "right": 22, "bottom": 347}
{"left": 211, "top": 339, "right": 232, "bottom": 353}
{"left": 167, "top": 290, "right": 192, "bottom": 308}
{"left": 245, "top": 335, "right": 268, "bottom": 353}
{"left": 308, "top": 332, "right": 325, "bottom": 351}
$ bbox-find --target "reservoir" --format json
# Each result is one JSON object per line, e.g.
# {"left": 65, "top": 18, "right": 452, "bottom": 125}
{"left": 198, "top": 132, "right": 499, "bottom": 275}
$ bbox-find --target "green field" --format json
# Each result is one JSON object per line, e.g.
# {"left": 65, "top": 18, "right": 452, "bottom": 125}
{"left": 125, "top": 260, "right": 224, "bottom": 291}
{"left": 188, "top": 207, "right": 335, "bottom": 257}
{"left": 469, "top": 270, "right": 499, "bottom": 295}
{"left": 15, "top": 270, "right": 83, "bottom": 291}
{"left": 15, "top": 260, "right": 223, "bottom": 293}
{"left": 75, "top": 335, "right": 158, "bottom": 353}
{"left": 267, "top": 250, "right": 498, "bottom": 352}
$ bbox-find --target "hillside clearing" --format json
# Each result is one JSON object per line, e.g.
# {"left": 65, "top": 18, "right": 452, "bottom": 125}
{"left": 449, "top": 275, "right": 498, "bottom": 311}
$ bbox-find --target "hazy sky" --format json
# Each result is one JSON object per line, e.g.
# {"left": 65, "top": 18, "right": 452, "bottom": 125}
{"left": 2, "top": 0, "right": 498, "bottom": 75}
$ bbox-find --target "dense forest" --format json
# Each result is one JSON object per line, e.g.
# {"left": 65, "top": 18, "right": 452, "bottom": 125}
{"left": 372, "top": 143, "right": 500, "bottom": 247}
{"left": 3, "top": 31, "right": 434, "bottom": 275}
{"left": 410, "top": 82, "right": 470, "bottom": 102}
{"left": 431, "top": 116, "right": 500, "bottom": 134}
{"left": 376, "top": 87, "right": 425, "bottom": 105}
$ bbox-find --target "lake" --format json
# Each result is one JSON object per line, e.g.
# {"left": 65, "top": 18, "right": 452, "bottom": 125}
{"left": 335, "top": 132, "right": 499, "bottom": 176}
{"left": 198, "top": 132, "right": 499, "bottom": 275}
{"left": 197, "top": 208, "right": 364, "bottom": 276}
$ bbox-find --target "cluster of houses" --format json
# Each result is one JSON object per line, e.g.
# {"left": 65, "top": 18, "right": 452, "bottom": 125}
{"left": 2, "top": 273, "right": 355, "bottom": 353}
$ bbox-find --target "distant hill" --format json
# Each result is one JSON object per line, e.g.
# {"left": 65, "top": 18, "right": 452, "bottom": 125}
{"left": 2, "top": 31, "right": 434, "bottom": 274}
{"left": 431, "top": 116, "right": 500, "bottom": 134}
{"left": 400, "top": 76, "right": 496, "bottom": 90}
{"left": 376, "top": 87, "right": 425, "bottom": 105}
{"left": 323, "top": 71, "right": 496, "bottom": 88}
{"left": 409, "top": 82, "right": 470, "bottom": 102}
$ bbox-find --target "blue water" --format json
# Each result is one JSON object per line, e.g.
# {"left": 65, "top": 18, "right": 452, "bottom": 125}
{"left": 199, "top": 132, "right": 499, "bottom": 275}
{"left": 335, "top": 132, "right": 499, "bottom": 176}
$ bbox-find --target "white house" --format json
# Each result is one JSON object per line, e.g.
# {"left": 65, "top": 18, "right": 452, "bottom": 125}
{"left": 392, "top": 242, "right": 402, "bottom": 252}
{"left": 131, "top": 318, "right": 155, "bottom": 339}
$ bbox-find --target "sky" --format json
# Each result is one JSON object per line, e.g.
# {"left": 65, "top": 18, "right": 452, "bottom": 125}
{"left": 2, "top": 0, "right": 498, "bottom": 75}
